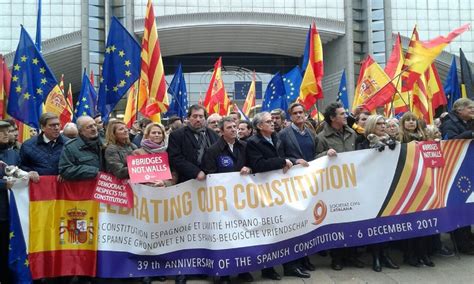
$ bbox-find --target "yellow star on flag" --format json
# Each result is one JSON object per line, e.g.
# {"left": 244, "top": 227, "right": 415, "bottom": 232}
{"left": 124, "top": 60, "right": 131, "bottom": 67}
{"left": 20, "top": 55, "right": 27, "bottom": 62}
{"left": 36, "top": 88, "right": 43, "bottom": 95}
{"left": 119, "top": 80, "right": 126, "bottom": 87}
{"left": 125, "top": 70, "right": 131, "bottom": 77}
{"left": 39, "top": 67, "right": 46, "bottom": 74}
{"left": 82, "top": 97, "right": 87, "bottom": 102}
{"left": 24, "top": 259, "right": 29, "bottom": 267}
{"left": 113, "top": 86, "right": 119, "bottom": 92}
{"left": 105, "top": 47, "right": 111, "bottom": 54}
{"left": 16, "top": 86, "right": 22, "bottom": 93}
{"left": 14, "top": 64, "right": 20, "bottom": 71}
{"left": 9, "top": 231, "right": 14, "bottom": 239}
{"left": 32, "top": 58, "right": 39, "bottom": 65}
{"left": 118, "top": 50, "right": 125, "bottom": 57}
{"left": 12, "top": 75, "right": 18, "bottom": 82}
{"left": 24, "top": 92, "right": 31, "bottom": 99}
{"left": 41, "top": 78, "right": 47, "bottom": 84}
{"left": 110, "top": 45, "right": 116, "bottom": 52}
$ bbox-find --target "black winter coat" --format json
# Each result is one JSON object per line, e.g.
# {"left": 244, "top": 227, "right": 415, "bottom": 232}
{"left": 245, "top": 133, "right": 286, "bottom": 173}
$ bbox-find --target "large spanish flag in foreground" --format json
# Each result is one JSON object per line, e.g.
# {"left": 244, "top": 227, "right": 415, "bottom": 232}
{"left": 298, "top": 22, "right": 324, "bottom": 109}
{"left": 402, "top": 23, "right": 470, "bottom": 92}
{"left": 28, "top": 176, "right": 98, "bottom": 279}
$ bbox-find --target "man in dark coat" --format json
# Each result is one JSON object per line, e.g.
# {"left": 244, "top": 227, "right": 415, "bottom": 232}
{"left": 59, "top": 115, "right": 104, "bottom": 181}
{"left": 168, "top": 104, "right": 219, "bottom": 184}
{"left": 277, "top": 103, "right": 317, "bottom": 275}
{"left": 440, "top": 98, "right": 474, "bottom": 255}
{"left": 20, "top": 112, "right": 68, "bottom": 176}
{"left": 246, "top": 111, "right": 302, "bottom": 281}
{"left": 167, "top": 105, "right": 219, "bottom": 284}
{"left": 202, "top": 116, "right": 253, "bottom": 284}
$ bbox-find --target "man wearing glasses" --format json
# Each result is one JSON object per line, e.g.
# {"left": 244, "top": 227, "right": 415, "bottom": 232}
{"left": 20, "top": 112, "right": 66, "bottom": 178}
{"left": 59, "top": 115, "right": 105, "bottom": 181}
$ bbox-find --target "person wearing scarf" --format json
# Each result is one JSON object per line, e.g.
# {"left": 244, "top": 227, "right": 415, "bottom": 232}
{"left": 133, "top": 123, "right": 177, "bottom": 187}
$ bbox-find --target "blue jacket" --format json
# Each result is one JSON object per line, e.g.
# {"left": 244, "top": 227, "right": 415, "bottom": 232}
{"left": 0, "top": 145, "right": 21, "bottom": 221}
{"left": 19, "top": 133, "right": 68, "bottom": 175}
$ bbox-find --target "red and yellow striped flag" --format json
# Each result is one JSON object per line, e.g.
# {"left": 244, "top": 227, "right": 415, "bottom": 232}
{"left": 402, "top": 24, "right": 470, "bottom": 92}
{"left": 0, "top": 54, "right": 11, "bottom": 119}
{"left": 28, "top": 176, "right": 98, "bottom": 279}
{"left": 45, "top": 75, "right": 72, "bottom": 127}
{"left": 124, "top": 81, "right": 138, "bottom": 128}
{"left": 242, "top": 71, "right": 256, "bottom": 117}
{"left": 298, "top": 22, "right": 324, "bottom": 110}
{"left": 203, "top": 57, "right": 231, "bottom": 115}
{"left": 66, "top": 83, "right": 74, "bottom": 119}
{"left": 139, "top": 0, "right": 168, "bottom": 122}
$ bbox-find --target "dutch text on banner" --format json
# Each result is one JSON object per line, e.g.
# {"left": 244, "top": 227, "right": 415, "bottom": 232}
{"left": 28, "top": 176, "right": 98, "bottom": 279}
{"left": 96, "top": 140, "right": 474, "bottom": 278}
{"left": 127, "top": 152, "right": 171, "bottom": 184}
{"left": 93, "top": 172, "right": 134, "bottom": 208}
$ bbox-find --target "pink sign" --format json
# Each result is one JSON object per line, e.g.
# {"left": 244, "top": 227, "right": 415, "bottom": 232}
{"left": 127, "top": 152, "right": 172, "bottom": 184}
{"left": 419, "top": 141, "right": 445, "bottom": 168}
{"left": 93, "top": 172, "right": 134, "bottom": 208}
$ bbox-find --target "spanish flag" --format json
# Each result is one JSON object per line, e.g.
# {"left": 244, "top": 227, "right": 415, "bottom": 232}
{"left": 352, "top": 55, "right": 397, "bottom": 112}
{"left": 44, "top": 74, "right": 72, "bottom": 127}
{"left": 402, "top": 24, "right": 470, "bottom": 92}
{"left": 0, "top": 54, "right": 10, "bottom": 119}
{"left": 384, "top": 34, "right": 409, "bottom": 115}
{"left": 28, "top": 176, "right": 98, "bottom": 279}
{"left": 298, "top": 22, "right": 324, "bottom": 109}
{"left": 203, "top": 57, "right": 231, "bottom": 115}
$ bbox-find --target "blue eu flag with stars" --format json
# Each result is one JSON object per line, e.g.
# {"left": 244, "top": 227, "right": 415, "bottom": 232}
{"left": 444, "top": 56, "right": 461, "bottom": 111}
{"left": 166, "top": 64, "right": 188, "bottom": 118}
{"left": 262, "top": 72, "right": 288, "bottom": 114}
{"left": 98, "top": 17, "right": 141, "bottom": 122}
{"left": 8, "top": 190, "right": 32, "bottom": 283}
{"left": 283, "top": 66, "right": 302, "bottom": 103}
{"left": 336, "top": 70, "right": 349, "bottom": 111}
{"left": 7, "top": 26, "right": 57, "bottom": 128}
{"left": 75, "top": 69, "right": 98, "bottom": 120}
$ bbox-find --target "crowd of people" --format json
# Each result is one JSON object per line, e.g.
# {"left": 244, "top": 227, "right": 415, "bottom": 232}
{"left": 0, "top": 97, "right": 473, "bottom": 284}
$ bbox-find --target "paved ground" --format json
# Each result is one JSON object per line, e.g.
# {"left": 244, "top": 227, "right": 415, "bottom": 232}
{"left": 102, "top": 249, "right": 474, "bottom": 284}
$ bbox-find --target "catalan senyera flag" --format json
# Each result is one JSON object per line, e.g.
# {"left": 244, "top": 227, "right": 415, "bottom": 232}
{"left": 298, "top": 22, "right": 324, "bottom": 109}
{"left": 28, "top": 176, "right": 98, "bottom": 279}
{"left": 0, "top": 54, "right": 11, "bottom": 119}
{"left": 410, "top": 63, "right": 446, "bottom": 124}
{"left": 203, "top": 57, "right": 231, "bottom": 115}
{"left": 66, "top": 83, "right": 73, "bottom": 118}
{"left": 44, "top": 74, "right": 72, "bottom": 127}
{"left": 402, "top": 23, "right": 470, "bottom": 92}
{"left": 352, "top": 55, "right": 397, "bottom": 112}
{"left": 140, "top": 0, "right": 168, "bottom": 122}
{"left": 124, "top": 81, "right": 138, "bottom": 128}
{"left": 242, "top": 71, "right": 256, "bottom": 117}
{"left": 384, "top": 34, "right": 409, "bottom": 115}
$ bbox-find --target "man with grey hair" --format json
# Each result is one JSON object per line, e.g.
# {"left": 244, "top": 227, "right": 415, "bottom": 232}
{"left": 246, "top": 111, "right": 293, "bottom": 281}
{"left": 20, "top": 112, "right": 67, "bottom": 177}
{"left": 440, "top": 97, "right": 474, "bottom": 255}
{"left": 207, "top": 113, "right": 222, "bottom": 135}
{"left": 270, "top": 108, "right": 286, "bottom": 133}
{"left": 59, "top": 115, "right": 104, "bottom": 180}
{"left": 62, "top": 122, "right": 79, "bottom": 139}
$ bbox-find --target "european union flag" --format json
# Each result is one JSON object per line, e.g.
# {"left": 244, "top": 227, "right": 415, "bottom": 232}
{"left": 447, "top": 142, "right": 474, "bottom": 206}
{"left": 75, "top": 69, "right": 98, "bottom": 119}
{"left": 444, "top": 56, "right": 461, "bottom": 111}
{"left": 261, "top": 72, "right": 288, "bottom": 114}
{"left": 336, "top": 70, "right": 349, "bottom": 111}
{"left": 8, "top": 190, "right": 32, "bottom": 283}
{"left": 7, "top": 26, "right": 57, "bottom": 128}
{"left": 166, "top": 64, "right": 188, "bottom": 118}
{"left": 300, "top": 25, "right": 311, "bottom": 74}
{"left": 234, "top": 81, "right": 263, "bottom": 100}
{"left": 283, "top": 66, "right": 302, "bottom": 103}
{"left": 98, "top": 17, "right": 141, "bottom": 122}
